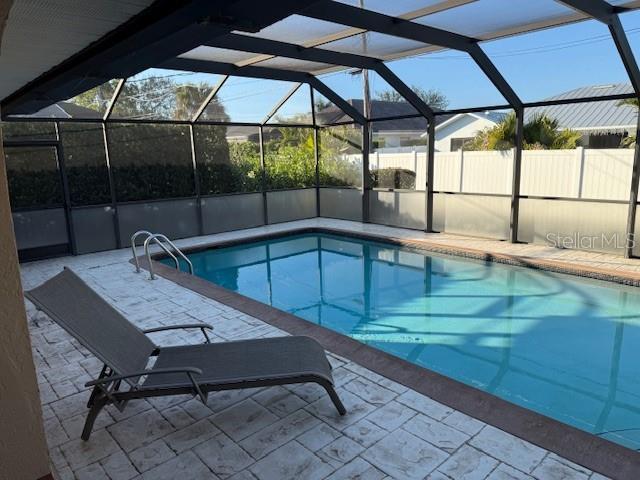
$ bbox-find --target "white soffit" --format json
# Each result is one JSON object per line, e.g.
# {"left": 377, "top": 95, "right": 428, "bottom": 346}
{"left": 0, "top": 0, "right": 154, "bottom": 102}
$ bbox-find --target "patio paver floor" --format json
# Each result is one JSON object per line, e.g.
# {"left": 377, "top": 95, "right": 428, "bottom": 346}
{"left": 22, "top": 219, "right": 625, "bottom": 480}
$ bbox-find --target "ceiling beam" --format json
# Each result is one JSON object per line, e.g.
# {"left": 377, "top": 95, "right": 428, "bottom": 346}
{"left": 303, "top": 0, "right": 472, "bottom": 51}
{"left": 2, "top": 0, "right": 321, "bottom": 116}
{"left": 203, "top": 33, "right": 434, "bottom": 118}
{"left": 160, "top": 57, "right": 366, "bottom": 124}
{"left": 232, "top": 0, "right": 474, "bottom": 68}
{"left": 558, "top": 1, "right": 640, "bottom": 95}
{"left": 206, "top": 34, "right": 373, "bottom": 70}
{"left": 557, "top": 0, "right": 617, "bottom": 23}
{"left": 300, "top": 0, "right": 522, "bottom": 108}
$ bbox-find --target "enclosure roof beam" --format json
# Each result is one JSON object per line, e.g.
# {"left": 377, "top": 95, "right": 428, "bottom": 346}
{"left": 160, "top": 57, "right": 366, "bottom": 124}
{"left": 300, "top": 0, "right": 522, "bottom": 108}
{"left": 204, "top": 33, "right": 434, "bottom": 119}
{"left": 162, "top": 58, "right": 312, "bottom": 82}
{"left": 1, "top": 0, "right": 321, "bottom": 116}
{"left": 558, "top": 1, "right": 640, "bottom": 95}
{"left": 557, "top": 0, "right": 618, "bottom": 23}
{"left": 192, "top": 75, "right": 229, "bottom": 122}
{"left": 206, "top": 34, "right": 374, "bottom": 70}
{"left": 262, "top": 83, "right": 303, "bottom": 124}
{"left": 303, "top": 0, "right": 472, "bottom": 50}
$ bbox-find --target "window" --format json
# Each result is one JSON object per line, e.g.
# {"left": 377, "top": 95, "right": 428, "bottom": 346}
{"left": 107, "top": 123, "right": 194, "bottom": 201}
{"left": 319, "top": 125, "right": 362, "bottom": 187}
{"left": 2, "top": 122, "right": 57, "bottom": 142}
{"left": 264, "top": 127, "right": 316, "bottom": 189}
{"left": 450, "top": 137, "right": 474, "bottom": 151}
{"left": 4, "top": 146, "right": 63, "bottom": 208}
{"left": 59, "top": 123, "right": 111, "bottom": 206}
{"left": 369, "top": 117, "right": 428, "bottom": 190}
{"left": 194, "top": 125, "right": 262, "bottom": 194}
{"left": 111, "top": 69, "right": 222, "bottom": 121}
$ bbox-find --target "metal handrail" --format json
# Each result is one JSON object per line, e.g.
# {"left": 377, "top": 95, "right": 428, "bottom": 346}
{"left": 131, "top": 230, "right": 153, "bottom": 273}
{"left": 143, "top": 233, "right": 194, "bottom": 280}
{"left": 145, "top": 238, "right": 181, "bottom": 277}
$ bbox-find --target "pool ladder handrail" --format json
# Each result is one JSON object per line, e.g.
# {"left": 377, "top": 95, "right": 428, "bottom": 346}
{"left": 144, "top": 234, "right": 194, "bottom": 280}
{"left": 131, "top": 230, "right": 153, "bottom": 273}
{"left": 131, "top": 230, "right": 194, "bottom": 280}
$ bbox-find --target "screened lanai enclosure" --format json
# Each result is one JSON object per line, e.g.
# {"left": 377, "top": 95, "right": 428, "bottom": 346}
{"left": 5, "top": 0, "right": 640, "bottom": 261}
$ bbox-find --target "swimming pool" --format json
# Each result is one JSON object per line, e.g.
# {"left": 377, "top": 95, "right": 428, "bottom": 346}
{"left": 164, "top": 232, "right": 640, "bottom": 451}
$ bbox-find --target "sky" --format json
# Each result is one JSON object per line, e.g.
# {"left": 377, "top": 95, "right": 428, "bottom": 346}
{"left": 103, "top": 7, "right": 640, "bottom": 120}
{"left": 322, "top": 9, "right": 640, "bottom": 110}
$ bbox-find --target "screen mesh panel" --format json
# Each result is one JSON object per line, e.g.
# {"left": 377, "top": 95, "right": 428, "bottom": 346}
{"left": 254, "top": 57, "right": 335, "bottom": 73}
{"left": 367, "top": 70, "right": 419, "bottom": 119}
{"left": 334, "top": 0, "right": 445, "bottom": 17}
{"left": 236, "top": 15, "right": 352, "bottom": 46}
{"left": 482, "top": 20, "right": 632, "bottom": 102}
{"left": 386, "top": 51, "right": 507, "bottom": 109}
{"left": 267, "top": 85, "right": 313, "bottom": 124}
{"left": 414, "top": 0, "right": 577, "bottom": 39}
{"left": 110, "top": 69, "right": 223, "bottom": 120}
{"left": 199, "top": 77, "right": 298, "bottom": 123}
{"left": 178, "top": 46, "right": 262, "bottom": 65}
{"left": 317, "top": 32, "right": 429, "bottom": 59}
{"left": 313, "top": 89, "right": 354, "bottom": 125}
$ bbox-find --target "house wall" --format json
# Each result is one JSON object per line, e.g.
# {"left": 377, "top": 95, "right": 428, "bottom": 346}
{"left": 434, "top": 116, "right": 496, "bottom": 152}
{"left": 0, "top": 115, "right": 52, "bottom": 478}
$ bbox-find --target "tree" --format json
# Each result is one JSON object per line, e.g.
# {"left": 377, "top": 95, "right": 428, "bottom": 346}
{"left": 375, "top": 86, "right": 449, "bottom": 110}
{"left": 618, "top": 98, "right": 638, "bottom": 147}
{"left": 69, "top": 80, "right": 121, "bottom": 114}
{"left": 465, "top": 112, "right": 582, "bottom": 150}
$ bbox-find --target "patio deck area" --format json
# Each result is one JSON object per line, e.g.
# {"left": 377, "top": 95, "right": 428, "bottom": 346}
{"left": 22, "top": 219, "right": 627, "bottom": 480}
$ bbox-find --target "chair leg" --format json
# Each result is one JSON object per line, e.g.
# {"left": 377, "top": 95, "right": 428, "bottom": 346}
{"left": 81, "top": 395, "right": 108, "bottom": 441}
{"left": 319, "top": 381, "right": 347, "bottom": 416}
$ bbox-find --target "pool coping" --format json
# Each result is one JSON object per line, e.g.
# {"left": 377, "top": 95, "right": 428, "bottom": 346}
{"left": 135, "top": 226, "right": 640, "bottom": 480}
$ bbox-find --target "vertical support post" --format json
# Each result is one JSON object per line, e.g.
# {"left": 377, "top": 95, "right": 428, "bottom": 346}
{"left": 102, "top": 123, "right": 122, "bottom": 249}
{"left": 458, "top": 148, "right": 464, "bottom": 193}
{"left": 259, "top": 125, "right": 269, "bottom": 225}
{"left": 314, "top": 127, "right": 321, "bottom": 217}
{"left": 188, "top": 124, "right": 203, "bottom": 236}
{"left": 311, "top": 85, "right": 321, "bottom": 218}
{"left": 576, "top": 146, "right": 585, "bottom": 199}
{"left": 54, "top": 122, "right": 77, "bottom": 255}
{"left": 624, "top": 115, "right": 640, "bottom": 258}
{"left": 425, "top": 118, "right": 435, "bottom": 232}
{"left": 509, "top": 108, "right": 524, "bottom": 243}
{"left": 362, "top": 121, "right": 370, "bottom": 223}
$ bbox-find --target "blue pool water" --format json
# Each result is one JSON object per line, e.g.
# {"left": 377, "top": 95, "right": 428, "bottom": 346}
{"left": 165, "top": 232, "right": 640, "bottom": 450}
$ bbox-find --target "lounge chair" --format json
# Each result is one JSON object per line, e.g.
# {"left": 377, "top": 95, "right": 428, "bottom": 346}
{"left": 25, "top": 268, "right": 346, "bottom": 440}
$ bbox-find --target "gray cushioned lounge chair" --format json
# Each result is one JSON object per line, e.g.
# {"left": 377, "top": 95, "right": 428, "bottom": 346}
{"left": 26, "top": 268, "right": 346, "bottom": 441}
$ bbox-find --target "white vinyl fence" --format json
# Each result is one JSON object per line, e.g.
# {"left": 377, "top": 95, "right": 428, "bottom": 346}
{"left": 366, "top": 147, "right": 634, "bottom": 200}
{"left": 362, "top": 147, "right": 636, "bottom": 253}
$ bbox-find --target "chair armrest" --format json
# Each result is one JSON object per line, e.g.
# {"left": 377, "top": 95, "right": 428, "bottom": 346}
{"left": 85, "top": 367, "right": 203, "bottom": 387}
{"left": 143, "top": 323, "right": 213, "bottom": 343}
{"left": 85, "top": 367, "right": 207, "bottom": 403}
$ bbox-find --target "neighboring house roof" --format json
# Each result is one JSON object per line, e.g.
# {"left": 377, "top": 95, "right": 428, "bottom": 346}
{"left": 432, "top": 111, "right": 507, "bottom": 134}
{"left": 15, "top": 101, "right": 103, "bottom": 119}
{"left": 316, "top": 99, "right": 509, "bottom": 135}
{"left": 525, "top": 84, "right": 637, "bottom": 131}
{"left": 316, "top": 99, "right": 427, "bottom": 131}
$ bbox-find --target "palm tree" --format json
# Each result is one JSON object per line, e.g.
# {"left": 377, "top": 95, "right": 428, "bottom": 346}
{"left": 617, "top": 98, "right": 638, "bottom": 147}
{"left": 465, "top": 112, "right": 582, "bottom": 150}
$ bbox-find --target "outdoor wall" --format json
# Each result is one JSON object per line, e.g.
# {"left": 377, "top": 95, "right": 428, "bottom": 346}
{"left": 319, "top": 187, "right": 362, "bottom": 221}
{"left": 369, "top": 191, "right": 426, "bottom": 230}
{"left": 0, "top": 119, "right": 52, "bottom": 480}
{"left": 267, "top": 188, "right": 316, "bottom": 224}
{"left": 201, "top": 193, "right": 264, "bottom": 234}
